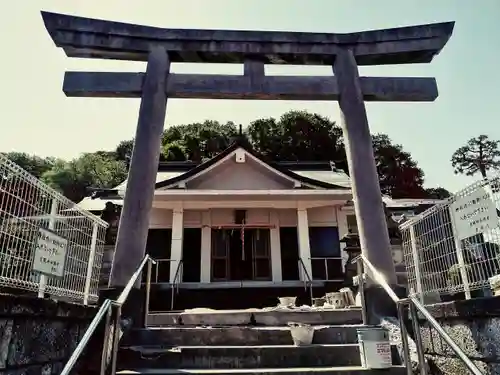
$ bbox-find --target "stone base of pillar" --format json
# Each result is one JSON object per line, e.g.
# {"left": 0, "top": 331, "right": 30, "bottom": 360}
{"left": 363, "top": 285, "right": 407, "bottom": 325}
{"left": 99, "top": 287, "right": 146, "bottom": 328}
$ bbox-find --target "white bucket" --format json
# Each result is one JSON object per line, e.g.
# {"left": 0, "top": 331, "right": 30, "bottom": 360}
{"left": 278, "top": 296, "right": 297, "bottom": 308}
{"left": 325, "top": 292, "right": 347, "bottom": 309}
{"left": 357, "top": 327, "right": 392, "bottom": 369}
{"left": 339, "top": 287, "right": 356, "bottom": 307}
{"left": 288, "top": 323, "right": 315, "bottom": 346}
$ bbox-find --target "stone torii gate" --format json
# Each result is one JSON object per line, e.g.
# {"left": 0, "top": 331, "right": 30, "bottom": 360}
{"left": 41, "top": 11, "right": 454, "bottom": 307}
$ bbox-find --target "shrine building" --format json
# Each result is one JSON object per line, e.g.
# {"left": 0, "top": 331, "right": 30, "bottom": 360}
{"left": 78, "top": 139, "right": 444, "bottom": 310}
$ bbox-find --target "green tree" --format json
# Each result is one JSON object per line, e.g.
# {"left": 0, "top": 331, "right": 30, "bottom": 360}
{"left": 4, "top": 152, "right": 56, "bottom": 178}
{"left": 161, "top": 120, "right": 238, "bottom": 161}
{"left": 451, "top": 135, "right": 500, "bottom": 178}
{"left": 371, "top": 134, "right": 426, "bottom": 198}
{"left": 41, "top": 153, "right": 127, "bottom": 202}
{"left": 247, "top": 112, "right": 426, "bottom": 198}
{"left": 247, "top": 110, "right": 345, "bottom": 165}
{"left": 116, "top": 121, "right": 238, "bottom": 163}
{"left": 162, "top": 140, "right": 187, "bottom": 161}
{"left": 114, "top": 140, "right": 135, "bottom": 162}
{"left": 424, "top": 187, "right": 452, "bottom": 199}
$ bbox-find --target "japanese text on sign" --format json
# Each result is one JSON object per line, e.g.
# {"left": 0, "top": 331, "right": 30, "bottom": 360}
{"left": 450, "top": 187, "right": 499, "bottom": 240}
{"left": 32, "top": 228, "right": 68, "bottom": 277}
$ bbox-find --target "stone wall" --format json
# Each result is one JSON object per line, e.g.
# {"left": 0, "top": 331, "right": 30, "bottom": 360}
{"left": 0, "top": 293, "right": 95, "bottom": 375}
{"left": 419, "top": 296, "right": 500, "bottom": 374}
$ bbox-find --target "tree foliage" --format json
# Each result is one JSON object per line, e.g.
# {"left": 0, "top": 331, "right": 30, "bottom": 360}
{"left": 4, "top": 110, "right": 451, "bottom": 202}
{"left": 424, "top": 187, "right": 451, "bottom": 199}
{"left": 4, "top": 152, "right": 57, "bottom": 178}
{"left": 162, "top": 120, "right": 238, "bottom": 162}
{"left": 371, "top": 134, "right": 427, "bottom": 198}
{"left": 451, "top": 135, "right": 500, "bottom": 178}
{"left": 40, "top": 153, "right": 127, "bottom": 202}
{"left": 115, "top": 139, "right": 135, "bottom": 162}
{"left": 246, "top": 111, "right": 346, "bottom": 168}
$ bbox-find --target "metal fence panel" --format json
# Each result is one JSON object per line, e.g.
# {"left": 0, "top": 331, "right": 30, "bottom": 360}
{"left": 401, "top": 177, "right": 500, "bottom": 302}
{"left": 0, "top": 153, "right": 108, "bottom": 304}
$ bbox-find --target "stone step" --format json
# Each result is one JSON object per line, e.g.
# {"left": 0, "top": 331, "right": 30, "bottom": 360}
{"left": 147, "top": 308, "right": 362, "bottom": 327}
{"left": 117, "top": 344, "right": 400, "bottom": 369}
{"left": 117, "top": 366, "right": 407, "bottom": 375}
{"left": 150, "top": 284, "right": 346, "bottom": 311}
{"left": 122, "top": 325, "right": 362, "bottom": 347}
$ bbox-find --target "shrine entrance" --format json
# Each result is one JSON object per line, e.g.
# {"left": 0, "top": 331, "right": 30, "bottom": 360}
{"left": 211, "top": 227, "right": 271, "bottom": 282}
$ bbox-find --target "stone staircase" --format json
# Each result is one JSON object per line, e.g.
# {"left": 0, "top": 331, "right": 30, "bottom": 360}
{"left": 116, "top": 308, "right": 407, "bottom": 374}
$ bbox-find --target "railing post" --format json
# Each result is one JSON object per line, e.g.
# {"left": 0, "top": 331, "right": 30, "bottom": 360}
{"left": 154, "top": 260, "right": 159, "bottom": 284}
{"left": 178, "top": 261, "right": 183, "bottom": 293}
{"left": 324, "top": 258, "right": 329, "bottom": 281}
{"left": 409, "top": 226, "right": 424, "bottom": 302}
{"left": 356, "top": 258, "right": 368, "bottom": 325}
{"left": 298, "top": 260, "right": 305, "bottom": 290}
{"left": 99, "top": 305, "right": 112, "bottom": 375}
{"left": 38, "top": 198, "right": 58, "bottom": 298}
{"left": 171, "top": 281, "right": 175, "bottom": 310}
{"left": 449, "top": 210, "right": 472, "bottom": 299}
{"left": 83, "top": 222, "right": 99, "bottom": 305}
{"left": 144, "top": 258, "right": 152, "bottom": 327}
{"left": 171, "top": 259, "right": 182, "bottom": 311}
{"left": 109, "top": 304, "right": 121, "bottom": 375}
{"left": 409, "top": 302, "right": 428, "bottom": 375}
{"left": 397, "top": 301, "right": 413, "bottom": 375}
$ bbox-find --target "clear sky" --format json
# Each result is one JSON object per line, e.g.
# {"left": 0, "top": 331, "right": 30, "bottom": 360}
{"left": 1, "top": 0, "right": 499, "bottom": 192}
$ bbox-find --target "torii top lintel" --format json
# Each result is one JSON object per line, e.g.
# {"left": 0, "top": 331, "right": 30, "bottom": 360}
{"left": 41, "top": 11, "right": 454, "bottom": 66}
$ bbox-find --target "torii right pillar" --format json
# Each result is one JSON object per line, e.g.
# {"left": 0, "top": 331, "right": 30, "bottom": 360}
{"left": 334, "top": 50, "right": 396, "bottom": 279}
{"left": 333, "top": 50, "right": 404, "bottom": 322}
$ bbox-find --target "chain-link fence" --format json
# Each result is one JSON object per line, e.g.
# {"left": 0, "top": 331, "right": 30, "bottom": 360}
{"left": 0, "top": 153, "right": 108, "bottom": 304}
{"left": 400, "top": 176, "right": 500, "bottom": 302}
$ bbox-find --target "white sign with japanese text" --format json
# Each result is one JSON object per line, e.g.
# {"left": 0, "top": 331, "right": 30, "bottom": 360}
{"left": 450, "top": 187, "right": 499, "bottom": 240}
{"left": 32, "top": 228, "right": 68, "bottom": 278}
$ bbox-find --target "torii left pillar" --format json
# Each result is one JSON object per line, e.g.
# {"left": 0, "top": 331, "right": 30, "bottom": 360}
{"left": 104, "top": 47, "right": 170, "bottom": 324}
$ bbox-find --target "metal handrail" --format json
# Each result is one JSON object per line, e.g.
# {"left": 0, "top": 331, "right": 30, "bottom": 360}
{"left": 357, "top": 254, "right": 401, "bottom": 303}
{"left": 355, "top": 254, "right": 483, "bottom": 375}
{"left": 298, "top": 258, "right": 314, "bottom": 305}
{"left": 152, "top": 258, "right": 173, "bottom": 284}
{"left": 171, "top": 259, "right": 184, "bottom": 310}
{"left": 117, "top": 255, "right": 157, "bottom": 305}
{"left": 60, "top": 254, "right": 156, "bottom": 375}
{"left": 60, "top": 299, "right": 112, "bottom": 375}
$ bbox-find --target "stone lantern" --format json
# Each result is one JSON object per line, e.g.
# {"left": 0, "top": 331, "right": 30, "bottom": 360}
{"left": 340, "top": 231, "right": 362, "bottom": 286}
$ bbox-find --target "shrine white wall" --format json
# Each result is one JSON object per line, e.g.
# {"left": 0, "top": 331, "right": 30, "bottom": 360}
{"left": 148, "top": 207, "right": 340, "bottom": 229}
